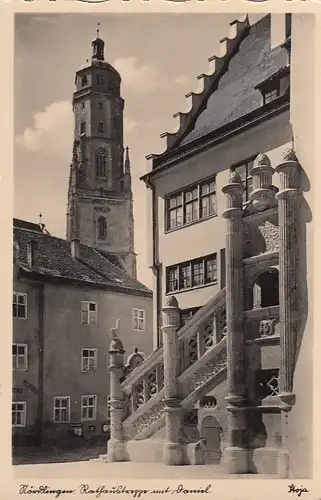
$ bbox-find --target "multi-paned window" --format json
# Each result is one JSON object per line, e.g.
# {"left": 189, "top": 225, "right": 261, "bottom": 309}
{"left": 166, "top": 177, "right": 216, "bottom": 231}
{"left": 13, "top": 292, "right": 27, "bottom": 319}
{"left": 133, "top": 308, "right": 145, "bottom": 331}
{"left": 54, "top": 396, "right": 70, "bottom": 423}
{"left": 232, "top": 158, "right": 256, "bottom": 202}
{"left": 81, "top": 348, "right": 97, "bottom": 372}
{"left": 80, "top": 121, "right": 86, "bottom": 135}
{"left": 12, "top": 402, "right": 26, "bottom": 427}
{"left": 81, "top": 301, "right": 97, "bottom": 325}
{"left": 81, "top": 395, "right": 97, "bottom": 421}
{"left": 12, "top": 344, "right": 28, "bottom": 370}
{"left": 263, "top": 85, "right": 280, "bottom": 105}
{"left": 166, "top": 254, "right": 217, "bottom": 293}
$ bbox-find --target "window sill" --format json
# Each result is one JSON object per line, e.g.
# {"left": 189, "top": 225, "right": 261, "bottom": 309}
{"left": 12, "top": 424, "right": 26, "bottom": 428}
{"left": 13, "top": 317, "right": 27, "bottom": 321}
{"left": 54, "top": 421, "right": 70, "bottom": 424}
{"left": 166, "top": 280, "right": 218, "bottom": 296}
{"left": 165, "top": 213, "right": 217, "bottom": 234}
{"left": 81, "top": 370, "right": 97, "bottom": 373}
{"left": 133, "top": 328, "right": 145, "bottom": 332}
{"left": 81, "top": 418, "right": 97, "bottom": 422}
{"left": 13, "top": 368, "right": 28, "bottom": 372}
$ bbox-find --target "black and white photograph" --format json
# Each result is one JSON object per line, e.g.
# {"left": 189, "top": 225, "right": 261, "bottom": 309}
{"left": 7, "top": 9, "right": 315, "bottom": 485}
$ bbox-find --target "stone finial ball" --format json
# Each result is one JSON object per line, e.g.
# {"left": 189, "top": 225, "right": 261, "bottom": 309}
{"left": 281, "top": 149, "right": 298, "bottom": 162}
{"left": 228, "top": 170, "right": 242, "bottom": 184}
{"left": 165, "top": 295, "right": 178, "bottom": 308}
{"left": 253, "top": 152, "right": 271, "bottom": 168}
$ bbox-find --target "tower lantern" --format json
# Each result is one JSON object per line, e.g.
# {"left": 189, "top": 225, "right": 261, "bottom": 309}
{"left": 92, "top": 23, "right": 105, "bottom": 61}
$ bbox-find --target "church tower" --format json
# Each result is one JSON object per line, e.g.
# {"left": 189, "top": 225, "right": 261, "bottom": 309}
{"left": 66, "top": 25, "right": 137, "bottom": 279}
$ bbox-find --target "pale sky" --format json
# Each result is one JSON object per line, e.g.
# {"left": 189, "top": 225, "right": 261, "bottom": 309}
{"left": 14, "top": 13, "right": 264, "bottom": 289}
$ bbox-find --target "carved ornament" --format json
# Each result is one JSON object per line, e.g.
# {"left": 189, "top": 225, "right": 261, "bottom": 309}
{"left": 259, "top": 318, "right": 277, "bottom": 338}
{"left": 132, "top": 400, "right": 166, "bottom": 434}
{"left": 253, "top": 153, "right": 271, "bottom": 168}
{"left": 281, "top": 149, "right": 298, "bottom": 162}
{"left": 258, "top": 220, "right": 280, "bottom": 252}
{"left": 193, "top": 349, "right": 227, "bottom": 390}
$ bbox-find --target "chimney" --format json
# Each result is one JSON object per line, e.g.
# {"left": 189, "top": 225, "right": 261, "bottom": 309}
{"left": 270, "top": 14, "right": 291, "bottom": 52}
{"left": 71, "top": 239, "right": 80, "bottom": 260}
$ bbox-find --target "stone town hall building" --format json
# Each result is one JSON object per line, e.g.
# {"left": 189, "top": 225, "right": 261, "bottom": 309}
{"left": 12, "top": 32, "right": 153, "bottom": 447}
{"left": 105, "top": 14, "right": 314, "bottom": 479}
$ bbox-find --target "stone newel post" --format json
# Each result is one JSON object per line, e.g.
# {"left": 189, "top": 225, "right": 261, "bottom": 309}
{"left": 222, "top": 171, "right": 248, "bottom": 474}
{"left": 275, "top": 149, "right": 300, "bottom": 477}
{"left": 162, "top": 296, "right": 184, "bottom": 465}
{"left": 107, "top": 320, "right": 127, "bottom": 462}
{"left": 249, "top": 152, "right": 276, "bottom": 211}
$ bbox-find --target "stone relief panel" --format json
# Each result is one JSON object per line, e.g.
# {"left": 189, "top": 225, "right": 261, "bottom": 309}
{"left": 130, "top": 400, "right": 166, "bottom": 437}
{"left": 259, "top": 319, "right": 277, "bottom": 338}
{"left": 243, "top": 210, "right": 279, "bottom": 258}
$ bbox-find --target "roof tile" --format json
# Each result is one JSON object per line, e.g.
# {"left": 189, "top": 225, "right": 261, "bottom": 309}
{"left": 13, "top": 222, "right": 152, "bottom": 297}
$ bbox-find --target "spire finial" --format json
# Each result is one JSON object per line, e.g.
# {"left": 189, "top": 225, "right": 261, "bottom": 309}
{"left": 96, "top": 22, "right": 100, "bottom": 39}
{"left": 39, "top": 212, "right": 43, "bottom": 224}
{"left": 124, "top": 146, "right": 130, "bottom": 172}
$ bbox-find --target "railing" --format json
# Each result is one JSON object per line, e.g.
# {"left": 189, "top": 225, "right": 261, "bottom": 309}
{"left": 123, "top": 336, "right": 227, "bottom": 441}
{"left": 121, "top": 288, "right": 226, "bottom": 420}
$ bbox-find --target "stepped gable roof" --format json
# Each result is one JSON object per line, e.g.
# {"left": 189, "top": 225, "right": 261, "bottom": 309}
{"left": 149, "top": 14, "right": 289, "bottom": 165}
{"left": 13, "top": 219, "right": 152, "bottom": 298}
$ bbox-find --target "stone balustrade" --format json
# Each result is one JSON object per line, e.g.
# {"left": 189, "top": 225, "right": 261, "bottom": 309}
{"left": 121, "top": 288, "right": 226, "bottom": 419}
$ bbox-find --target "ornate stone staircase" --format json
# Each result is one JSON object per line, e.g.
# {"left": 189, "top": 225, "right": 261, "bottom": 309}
{"left": 106, "top": 288, "right": 227, "bottom": 464}
{"left": 104, "top": 149, "right": 301, "bottom": 477}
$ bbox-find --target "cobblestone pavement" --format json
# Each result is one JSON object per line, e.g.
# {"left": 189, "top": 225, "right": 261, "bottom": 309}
{"left": 12, "top": 445, "right": 106, "bottom": 465}
{"left": 14, "top": 460, "right": 278, "bottom": 479}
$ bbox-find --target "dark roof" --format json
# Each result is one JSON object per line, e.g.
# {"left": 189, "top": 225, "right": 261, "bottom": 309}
{"left": 148, "top": 15, "right": 289, "bottom": 168}
{"left": 179, "top": 15, "right": 288, "bottom": 147}
{"left": 13, "top": 221, "right": 152, "bottom": 298}
{"left": 13, "top": 218, "right": 44, "bottom": 233}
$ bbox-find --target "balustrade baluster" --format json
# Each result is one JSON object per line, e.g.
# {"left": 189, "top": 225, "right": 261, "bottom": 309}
{"left": 156, "top": 364, "right": 162, "bottom": 392}
{"left": 143, "top": 375, "right": 149, "bottom": 403}
{"left": 132, "top": 385, "right": 138, "bottom": 413}
{"left": 212, "top": 312, "right": 219, "bottom": 344}
{"left": 197, "top": 326, "right": 205, "bottom": 359}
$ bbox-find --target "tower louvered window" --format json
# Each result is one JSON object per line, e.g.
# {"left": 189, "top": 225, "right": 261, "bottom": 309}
{"left": 96, "top": 151, "right": 107, "bottom": 178}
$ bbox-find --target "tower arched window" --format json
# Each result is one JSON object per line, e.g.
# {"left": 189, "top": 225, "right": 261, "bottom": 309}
{"left": 81, "top": 75, "right": 88, "bottom": 87}
{"left": 97, "top": 216, "right": 107, "bottom": 240}
{"left": 96, "top": 151, "right": 107, "bottom": 178}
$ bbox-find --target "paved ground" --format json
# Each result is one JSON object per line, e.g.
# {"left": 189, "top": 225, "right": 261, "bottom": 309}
{"left": 12, "top": 444, "right": 106, "bottom": 466}
{"left": 13, "top": 460, "right": 277, "bottom": 479}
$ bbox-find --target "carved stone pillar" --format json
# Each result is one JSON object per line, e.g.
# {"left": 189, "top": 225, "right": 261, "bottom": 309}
{"left": 222, "top": 171, "right": 248, "bottom": 474}
{"left": 107, "top": 321, "right": 127, "bottom": 462}
{"left": 162, "top": 296, "right": 184, "bottom": 465}
{"left": 249, "top": 152, "right": 276, "bottom": 212}
{"left": 275, "top": 149, "right": 300, "bottom": 477}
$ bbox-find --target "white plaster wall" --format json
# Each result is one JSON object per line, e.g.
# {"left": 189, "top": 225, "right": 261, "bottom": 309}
{"left": 152, "top": 111, "right": 292, "bottom": 313}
